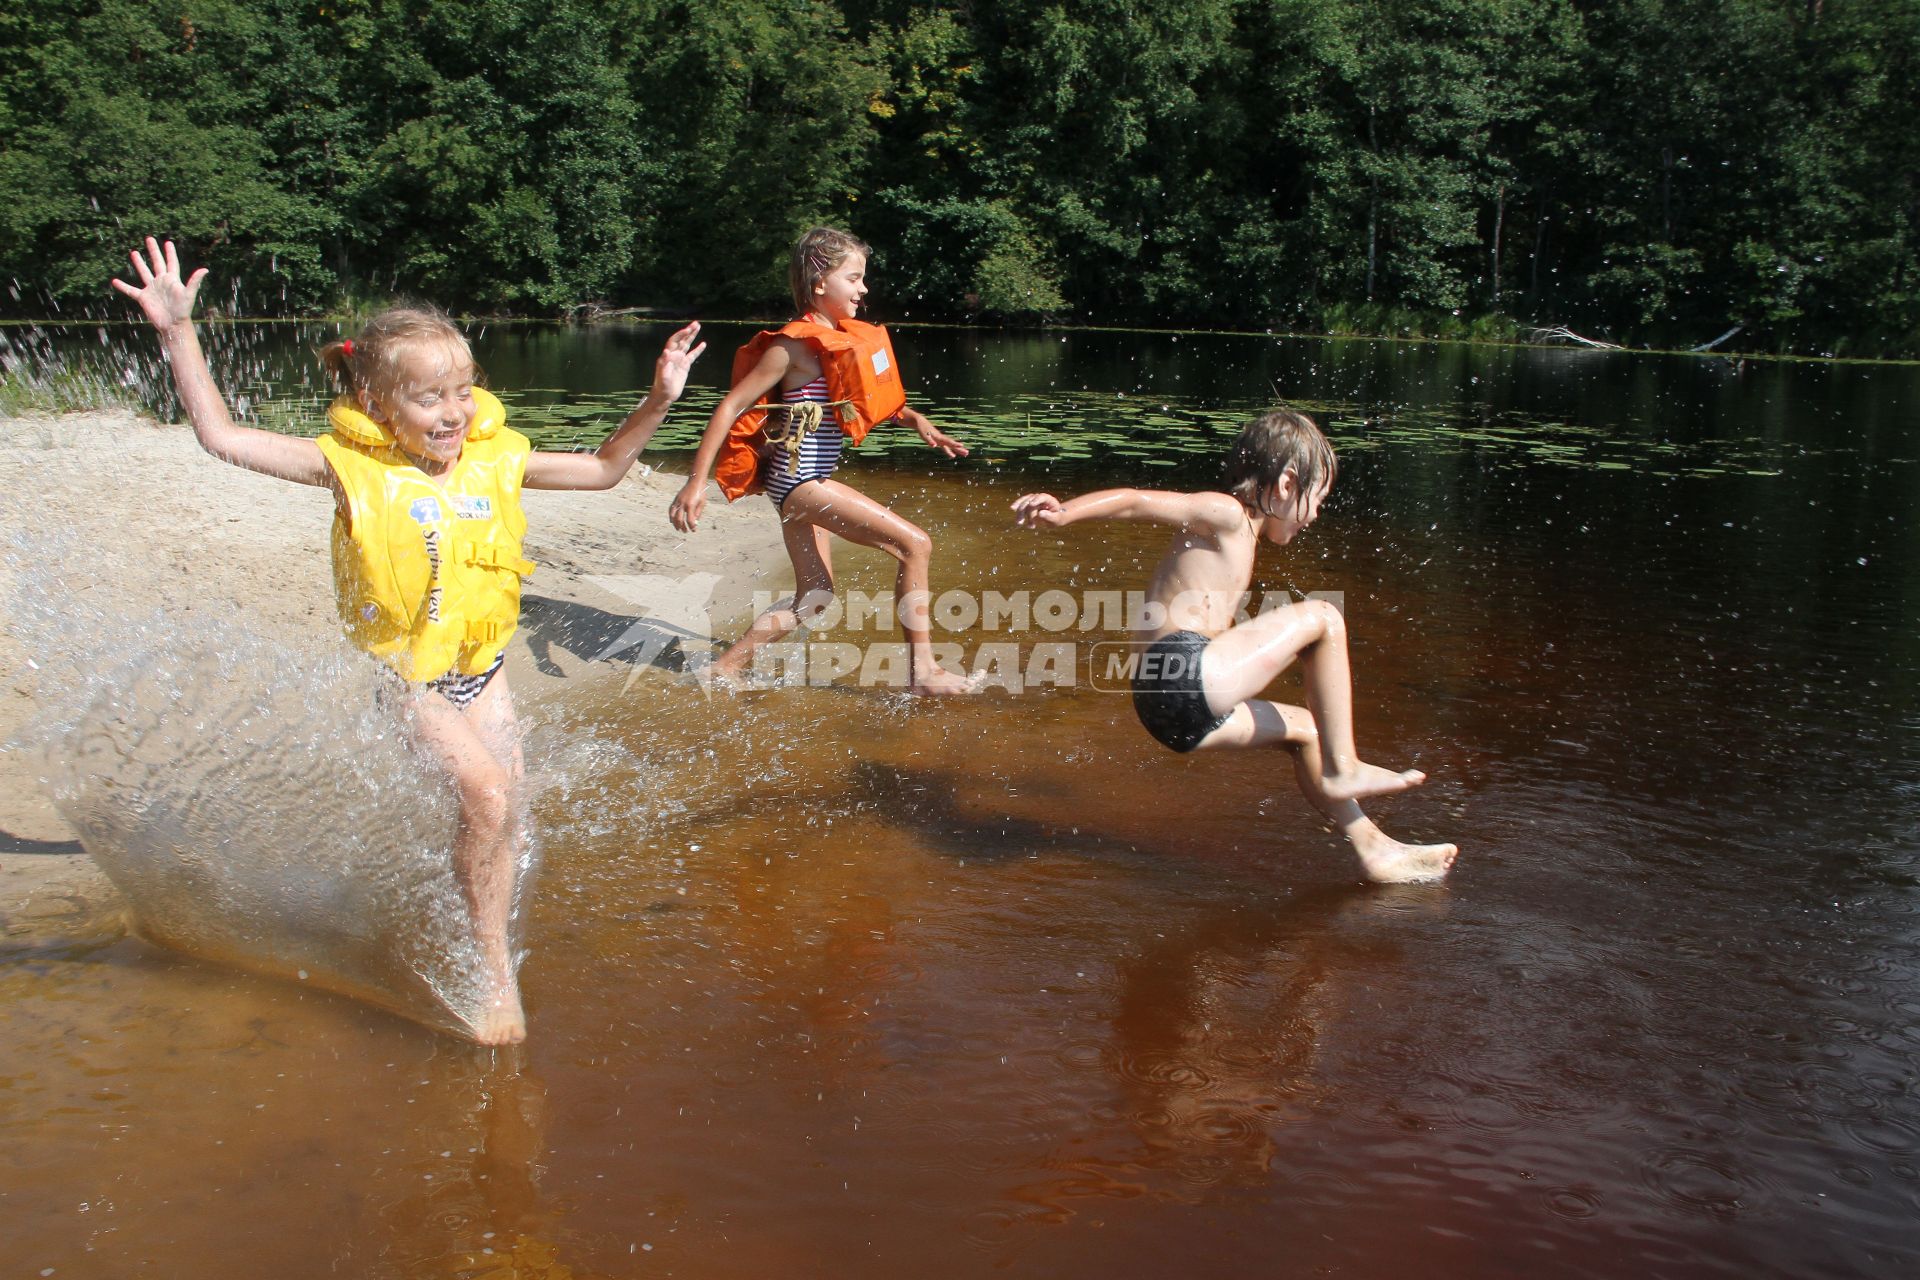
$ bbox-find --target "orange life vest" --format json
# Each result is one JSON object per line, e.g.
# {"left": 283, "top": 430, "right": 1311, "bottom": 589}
{"left": 714, "top": 318, "right": 907, "bottom": 501}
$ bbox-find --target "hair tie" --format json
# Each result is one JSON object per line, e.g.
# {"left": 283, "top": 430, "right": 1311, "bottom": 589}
{"left": 342, "top": 339, "right": 356, "bottom": 357}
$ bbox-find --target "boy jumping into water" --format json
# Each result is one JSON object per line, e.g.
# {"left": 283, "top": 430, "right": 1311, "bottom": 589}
{"left": 1013, "top": 409, "right": 1456, "bottom": 883}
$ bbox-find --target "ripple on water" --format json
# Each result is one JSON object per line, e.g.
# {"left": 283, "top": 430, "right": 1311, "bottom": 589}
{"left": 1187, "top": 1106, "right": 1262, "bottom": 1148}
{"left": 1640, "top": 1146, "right": 1752, "bottom": 1221}
{"left": 1842, "top": 1113, "right": 1920, "bottom": 1157}
{"left": 1114, "top": 1054, "right": 1214, "bottom": 1091}
{"left": 1050, "top": 1037, "right": 1106, "bottom": 1073}
{"left": 1544, "top": 1184, "right": 1603, "bottom": 1219}
{"left": 1418, "top": 1076, "right": 1535, "bottom": 1138}
{"left": 960, "top": 1204, "right": 1019, "bottom": 1250}
{"left": 1836, "top": 1163, "right": 1875, "bottom": 1188}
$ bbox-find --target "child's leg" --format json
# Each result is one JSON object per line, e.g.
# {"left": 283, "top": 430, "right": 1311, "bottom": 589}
{"left": 404, "top": 679, "right": 527, "bottom": 1045}
{"left": 773, "top": 478, "right": 974, "bottom": 695}
{"left": 710, "top": 516, "right": 836, "bottom": 681}
{"left": 463, "top": 670, "right": 528, "bottom": 870}
{"left": 1198, "top": 600, "right": 1423, "bottom": 802}
{"left": 1198, "top": 699, "right": 1456, "bottom": 882}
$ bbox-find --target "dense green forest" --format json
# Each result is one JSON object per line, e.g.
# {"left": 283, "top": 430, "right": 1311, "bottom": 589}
{"left": 2, "top": 0, "right": 1916, "bottom": 353}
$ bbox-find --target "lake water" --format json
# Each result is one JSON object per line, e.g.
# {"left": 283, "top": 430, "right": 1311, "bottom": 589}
{"left": 4, "top": 322, "right": 1919, "bottom": 1277}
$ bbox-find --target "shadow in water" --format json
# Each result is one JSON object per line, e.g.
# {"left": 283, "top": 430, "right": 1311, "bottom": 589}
{"left": 851, "top": 758, "right": 1101, "bottom": 863}
{"left": 519, "top": 593, "right": 706, "bottom": 678}
{"left": 0, "top": 828, "right": 85, "bottom": 855}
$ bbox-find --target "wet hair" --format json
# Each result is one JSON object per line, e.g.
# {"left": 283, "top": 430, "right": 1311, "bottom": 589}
{"left": 789, "top": 226, "right": 871, "bottom": 315}
{"left": 1222, "top": 408, "right": 1338, "bottom": 513}
{"left": 317, "top": 305, "right": 479, "bottom": 410}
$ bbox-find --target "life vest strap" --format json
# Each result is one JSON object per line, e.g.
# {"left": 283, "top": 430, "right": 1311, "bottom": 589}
{"left": 460, "top": 543, "right": 536, "bottom": 576}
{"left": 757, "top": 399, "right": 856, "bottom": 477}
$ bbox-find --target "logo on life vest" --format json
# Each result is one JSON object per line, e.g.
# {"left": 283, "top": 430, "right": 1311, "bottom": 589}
{"left": 870, "top": 349, "right": 891, "bottom": 376}
{"left": 421, "top": 528, "right": 444, "bottom": 622}
{"left": 408, "top": 497, "right": 443, "bottom": 525}
{"left": 450, "top": 495, "right": 494, "bottom": 520}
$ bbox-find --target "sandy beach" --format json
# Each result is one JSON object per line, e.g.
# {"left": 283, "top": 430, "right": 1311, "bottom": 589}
{"left": 0, "top": 408, "right": 786, "bottom": 948}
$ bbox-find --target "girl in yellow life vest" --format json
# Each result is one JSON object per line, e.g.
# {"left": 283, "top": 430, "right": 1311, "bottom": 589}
{"left": 669, "top": 226, "right": 979, "bottom": 695}
{"left": 114, "top": 237, "right": 706, "bottom": 1045}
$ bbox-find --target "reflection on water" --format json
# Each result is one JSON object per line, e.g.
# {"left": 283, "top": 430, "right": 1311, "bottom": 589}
{"left": 3, "top": 325, "right": 1920, "bottom": 1277}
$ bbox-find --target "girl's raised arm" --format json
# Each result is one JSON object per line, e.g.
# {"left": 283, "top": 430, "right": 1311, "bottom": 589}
{"left": 523, "top": 322, "right": 706, "bottom": 491}
{"left": 113, "top": 238, "right": 329, "bottom": 487}
{"left": 1013, "top": 488, "right": 1240, "bottom": 532}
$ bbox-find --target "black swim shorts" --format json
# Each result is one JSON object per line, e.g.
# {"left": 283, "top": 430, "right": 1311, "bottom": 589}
{"left": 1131, "top": 630, "right": 1231, "bottom": 753}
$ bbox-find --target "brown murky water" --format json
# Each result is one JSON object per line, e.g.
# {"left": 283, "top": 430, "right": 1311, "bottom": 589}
{"left": 4, "top": 325, "right": 1919, "bottom": 1276}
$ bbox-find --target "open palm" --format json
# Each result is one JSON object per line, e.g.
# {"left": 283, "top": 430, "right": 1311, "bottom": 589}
{"left": 110, "top": 237, "right": 207, "bottom": 330}
{"left": 651, "top": 321, "right": 707, "bottom": 402}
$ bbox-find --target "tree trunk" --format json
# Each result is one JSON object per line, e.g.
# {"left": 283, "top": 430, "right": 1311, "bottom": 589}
{"left": 1367, "top": 185, "right": 1378, "bottom": 301}
{"left": 1662, "top": 146, "right": 1674, "bottom": 242}
{"left": 1366, "top": 107, "right": 1379, "bottom": 301}
{"left": 1530, "top": 196, "right": 1548, "bottom": 300}
{"left": 1491, "top": 182, "right": 1506, "bottom": 308}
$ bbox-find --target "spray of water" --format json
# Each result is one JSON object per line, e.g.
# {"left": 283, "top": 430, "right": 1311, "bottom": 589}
{"left": 4, "top": 523, "right": 537, "bottom": 1040}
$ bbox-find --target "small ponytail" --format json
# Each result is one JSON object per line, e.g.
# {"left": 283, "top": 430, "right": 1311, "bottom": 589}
{"left": 318, "top": 338, "right": 360, "bottom": 394}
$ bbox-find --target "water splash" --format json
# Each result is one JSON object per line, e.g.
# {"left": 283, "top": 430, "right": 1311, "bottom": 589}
{"left": 4, "top": 527, "right": 536, "bottom": 1040}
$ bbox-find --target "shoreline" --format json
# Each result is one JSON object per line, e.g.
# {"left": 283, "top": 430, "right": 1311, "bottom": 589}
{"left": 0, "top": 408, "right": 788, "bottom": 947}
{"left": 7, "top": 316, "right": 1916, "bottom": 367}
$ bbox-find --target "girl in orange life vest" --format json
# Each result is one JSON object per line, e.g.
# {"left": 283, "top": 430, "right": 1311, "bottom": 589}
{"left": 114, "top": 237, "right": 706, "bottom": 1045}
{"left": 668, "top": 226, "right": 978, "bottom": 695}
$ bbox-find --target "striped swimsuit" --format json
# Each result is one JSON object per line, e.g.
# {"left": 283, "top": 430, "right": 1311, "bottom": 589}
{"left": 761, "top": 375, "right": 843, "bottom": 508}
{"left": 377, "top": 651, "right": 505, "bottom": 712}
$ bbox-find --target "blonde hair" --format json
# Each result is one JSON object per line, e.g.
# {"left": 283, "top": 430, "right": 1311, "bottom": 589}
{"left": 1223, "top": 408, "right": 1338, "bottom": 511}
{"left": 318, "top": 305, "right": 478, "bottom": 409}
{"left": 789, "top": 226, "right": 871, "bottom": 315}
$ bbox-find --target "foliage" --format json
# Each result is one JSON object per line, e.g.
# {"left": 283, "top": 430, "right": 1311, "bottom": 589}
{"left": 0, "top": 0, "right": 1915, "bottom": 353}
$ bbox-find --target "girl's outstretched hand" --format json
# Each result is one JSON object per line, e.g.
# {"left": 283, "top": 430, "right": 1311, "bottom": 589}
{"left": 111, "top": 237, "right": 207, "bottom": 331}
{"left": 900, "top": 406, "right": 968, "bottom": 458}
{"left": 1012, "top": 493, "right": 1068, "bottom": 528}
{"left": 918, "top": 422, "right": 969, "bottom": 458}
{"left": 669, "top": 479, "right": 707, "bottom": 532}
{"left": 651, "top": 321, "right": 707, "bottom": 404}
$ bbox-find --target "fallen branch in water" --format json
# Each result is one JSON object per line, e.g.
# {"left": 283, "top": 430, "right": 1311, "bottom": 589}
{"left": 1688, "top": 324, "right": 1744, "bottom": 353}
{"left": 1523, "top": 325, "right": 1624, "bottom": 350}
{"left": 566, "top": 302, "right": 657, "bottom": 324}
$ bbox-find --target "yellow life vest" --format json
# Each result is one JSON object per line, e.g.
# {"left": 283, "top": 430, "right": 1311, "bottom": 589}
{"left": 314, "top": 386, "right": 535, "bottom": 683}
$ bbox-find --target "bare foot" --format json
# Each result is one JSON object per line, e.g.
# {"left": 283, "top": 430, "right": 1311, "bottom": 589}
{"left": 471, "top": 980, "right": 527, "bottom": 1045}
{"left": 909, "top": 664, "right": 981, "bottom": 697}
{"left": 467, "top": 937, "right": 526, "bottom": 1045}
{"left": 706, "top": 654, "right": 750, "bottom": 683}
{"left": 693, "top": 662, "right": 750, "bottom": 694}
{"left": 1352, "top": 828, "right": 1458, "bottom": 884}
{"left": 1320, "top": 761, "right": 1426, "bottom": 803}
